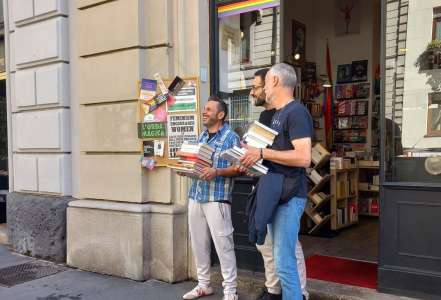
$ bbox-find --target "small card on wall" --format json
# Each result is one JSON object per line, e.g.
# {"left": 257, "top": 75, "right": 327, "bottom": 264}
{"left": 143, "top": 141, "right": 155, "bottom": 157}
{"left": 154, "top": 140, "right": 165, "bottom": 157}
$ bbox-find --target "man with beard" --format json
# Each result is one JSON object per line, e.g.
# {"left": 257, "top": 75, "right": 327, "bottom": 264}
{"left": 249, "top": 68, "right": 308, "bottom": 300}
{"left": 181, "top": 96, "right": 241, "bottom": 300}
{"left": 242, "top": 64, "right": 313, "bottom": 300}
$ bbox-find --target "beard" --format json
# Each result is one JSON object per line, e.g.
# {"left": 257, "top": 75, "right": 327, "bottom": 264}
{"left": 254, "top": 96, "right": 266, "bottom": 106}
{"left": 203, "top": 115, "right": 217, "bottom": 127}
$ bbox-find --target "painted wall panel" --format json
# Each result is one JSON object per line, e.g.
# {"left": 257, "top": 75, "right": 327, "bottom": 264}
{"left": 11, "top": 0, "right": 34, "bottom": 23}
{"left": 34, "top": 0, "right": 68, "bottom": 17}
{"left": 14, "top": 69, "right": 36, "bottom": 107}
{"left": 13, "top": 155, "right": 38, "bottom": 191}
{"left": 15, "top": 109, "right": 70, "bottom": 151}
{"left": 38, "top": 154, "right": 71, "bottom": 194}
{"left": 15, "top": 17, "right": 69, "bottom": 66}
{"left": 36, "top": 63, "right": 69, "bottom": 106}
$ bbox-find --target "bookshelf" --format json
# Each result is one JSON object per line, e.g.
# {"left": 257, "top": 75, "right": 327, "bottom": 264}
{"left": 305, "top": 143, "right": 332, "bottom": 234}
{"left": 358, "top": 160, "right": 380, "bottom": 217}
{"left": 330, "top": 159, "right": 359, "bottom": 230}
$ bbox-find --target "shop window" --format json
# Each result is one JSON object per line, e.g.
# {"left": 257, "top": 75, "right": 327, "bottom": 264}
{"left": 384, "top": 5, "right": 441, "bottom": 184}
{"left": 428, "top": 93, "right": 441, "bottom": 136}
{"left": 217, "top": 1, "right": 280, "bottom": 134}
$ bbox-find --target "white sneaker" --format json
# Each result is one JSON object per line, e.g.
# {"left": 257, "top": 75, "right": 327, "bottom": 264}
{"left": 223, "top": 294, "right": 238, "bottom": 300}
{"left": 182, "top": 285, "right": 214, "bottom": 299}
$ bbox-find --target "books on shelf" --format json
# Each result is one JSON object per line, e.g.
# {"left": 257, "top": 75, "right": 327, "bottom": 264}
{"left": 309, "top": 192, "right": 329, "bottom": 206}
{"left": 244, "top": 121, "right": 278, "bottom": 148}
{"left": 220, "top": 146, "right": 269, "bottom": 176}
{"left": 308, "top": 169, "right": 323, "bottom": 185}
{"left": 168, "top": 142, "right": 214, "bottom": 178}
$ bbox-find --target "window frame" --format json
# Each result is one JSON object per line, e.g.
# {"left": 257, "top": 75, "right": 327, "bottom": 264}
{"left": 427, "top": 92, "right": 441, "bottom": 137}
{"left": 432, "top": 7, "right": 441, "bottom": 40}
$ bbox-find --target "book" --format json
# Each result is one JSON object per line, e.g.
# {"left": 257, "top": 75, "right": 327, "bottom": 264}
{"left": 247, "top": 121, "right": 278, "bottom": 143}
{"left": 139, "top": 79, "right": 157, "bottom": 101}
{"left": 168, "top": 142, "right": 215, "bottom": 178}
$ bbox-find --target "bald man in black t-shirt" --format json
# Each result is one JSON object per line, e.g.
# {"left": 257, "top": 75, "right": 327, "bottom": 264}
{"left": 249, "top": 69, "right": 308, "bottom": 300}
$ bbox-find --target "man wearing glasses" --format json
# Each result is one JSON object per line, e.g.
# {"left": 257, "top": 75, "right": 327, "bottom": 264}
{"left": 248, "top": 68, "right": 308, "bottom": 300}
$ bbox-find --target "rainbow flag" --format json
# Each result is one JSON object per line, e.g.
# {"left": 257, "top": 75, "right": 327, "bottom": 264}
{"left": 218, "top": 0, "right": 280, "bottom": 18}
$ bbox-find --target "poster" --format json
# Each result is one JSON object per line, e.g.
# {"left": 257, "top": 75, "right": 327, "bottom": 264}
{"left": 337, "top": 64, "right": 352, "bottom": 84}
{"left": 167, "top": 114, "right": 198, "bottom": 158}
{"left": 351, "top": 60, "right": 368, "bottom": 82}
{"left": 167, "top": 80, "right": 198, "bottom": 112}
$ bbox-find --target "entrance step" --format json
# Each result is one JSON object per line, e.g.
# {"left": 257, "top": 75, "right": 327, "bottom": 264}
{"left": 211, "top": 267, "right": 420, "bottom": 300}
{"left": 0, "top": 224, "right": 8, "bottom": 244}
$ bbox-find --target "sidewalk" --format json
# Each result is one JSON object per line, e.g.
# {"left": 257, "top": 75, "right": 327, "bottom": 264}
{"left": 0, "top": 245, "right": 241, "bottom": 300}
{"left": 0, "top": 244, "right": 431, "bottom": 300}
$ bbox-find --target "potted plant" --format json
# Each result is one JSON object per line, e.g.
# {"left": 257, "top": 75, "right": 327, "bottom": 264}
{"left": 426, "top": 39, "right": 441, "bottom": 69}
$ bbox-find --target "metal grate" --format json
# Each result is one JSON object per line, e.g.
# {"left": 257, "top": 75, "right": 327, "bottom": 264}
{"left": 0, "top": 261, "right": 67, "bottom": 287}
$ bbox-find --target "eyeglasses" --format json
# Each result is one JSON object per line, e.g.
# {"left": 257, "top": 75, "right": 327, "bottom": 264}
{"left": 251, "top": 85, "right": 264, "bottom": 92}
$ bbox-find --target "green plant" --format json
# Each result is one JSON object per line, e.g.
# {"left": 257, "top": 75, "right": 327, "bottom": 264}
{"left": 427, "top": 39, "right": 441, "bottom": 50}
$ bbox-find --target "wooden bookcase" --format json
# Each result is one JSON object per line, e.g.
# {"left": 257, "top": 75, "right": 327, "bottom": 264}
{"left": 358, "top": 160, "right": 380, "bottom": 217}
{"left": 305, "top": 144, "right": 332, "bottom": 234}
{"left": 330, "top": 164, "right": 359, "bottom": 230}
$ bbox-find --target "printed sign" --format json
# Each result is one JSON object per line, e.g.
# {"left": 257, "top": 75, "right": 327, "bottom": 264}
{"left": 167, "top": 80, "right": 197, "bottom": 112}
{"left": 138, "top": 122, "right": 167, "bottom": 138}
{"left": 167, "top": 114, "right": 198, "bottom": 158}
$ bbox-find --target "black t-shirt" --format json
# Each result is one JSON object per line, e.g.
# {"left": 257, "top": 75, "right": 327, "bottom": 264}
{"left": 258, "top": 109, "right": 276, "bottom": 127}
{"left": 266, "top": 100, "right": 313, "bottom": 198}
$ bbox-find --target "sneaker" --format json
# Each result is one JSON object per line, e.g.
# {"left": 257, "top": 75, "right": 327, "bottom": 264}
{"left": 182, "top": 285, "right": 214, "bottom": 299}
{"left": 223, "top": 293, "right": 238, "bottom": 300}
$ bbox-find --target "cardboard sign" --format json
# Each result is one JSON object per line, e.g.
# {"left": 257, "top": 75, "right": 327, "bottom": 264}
{"left": 138, "top": 122, "right": 167, "bottom": 138}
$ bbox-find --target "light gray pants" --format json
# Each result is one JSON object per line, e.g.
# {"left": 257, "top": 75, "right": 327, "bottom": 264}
{"left": 256, "top": 229, "right": 308, "bottom": 298}
{"left": 188, "top": 201, "right": 238, "bottom": 295}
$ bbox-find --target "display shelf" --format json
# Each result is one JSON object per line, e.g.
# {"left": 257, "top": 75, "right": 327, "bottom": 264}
{"left": 308, "top": 214, "right": 332, "bottom": 235}
{"left": 330, "top": 165, "right": 359, "bottom": 231}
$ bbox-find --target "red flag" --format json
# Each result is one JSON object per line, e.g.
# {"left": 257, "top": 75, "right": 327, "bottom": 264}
{"left": 324, "top": 41, "right": 334, "bottom": 148}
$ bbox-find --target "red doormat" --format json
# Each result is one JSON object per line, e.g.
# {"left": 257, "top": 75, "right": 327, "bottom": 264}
{"left": 305, "top": 255, "right": 377, "bottom": 289}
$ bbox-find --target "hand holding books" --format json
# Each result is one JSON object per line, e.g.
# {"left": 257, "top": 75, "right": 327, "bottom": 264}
{"left": 168, "top": 142, "right": 215, "bottom": 180}
{"left": 220, "top": 121, "right": 278, "bottom": 177}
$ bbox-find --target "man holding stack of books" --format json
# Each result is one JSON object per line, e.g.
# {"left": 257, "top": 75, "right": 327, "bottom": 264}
{"left": 248, "top": 68, "right": 309, "bottom": 300}
{"left": 179, "top": 96, "right": 242, "bottom": 300}
{"left": 241, "top": 64, "right": 313, "bottom": 300}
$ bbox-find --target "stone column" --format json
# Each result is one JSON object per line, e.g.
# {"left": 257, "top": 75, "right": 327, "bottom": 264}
{"left": 67, "top": 0, "right": 210, "bottom": 282}
{"left": 4, "top": 0, "right": 73, "bottom": 262}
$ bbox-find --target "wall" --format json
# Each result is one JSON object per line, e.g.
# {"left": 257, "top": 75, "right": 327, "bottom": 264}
{"left": 401, "top": 0, "right": 441, "bottom": 149}
{"left": 5, "top": 0, "right": 71, "bottom": 196}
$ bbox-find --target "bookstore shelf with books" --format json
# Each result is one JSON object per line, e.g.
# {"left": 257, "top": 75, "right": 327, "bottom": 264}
{"left": 330, "top": 157, "right": 359, "bottom": 230}
{"left": 358, "top": 160, "right": 380, "bottom": 217}
{"left": 304, "top": 143, "right": 332, "bottom": 235}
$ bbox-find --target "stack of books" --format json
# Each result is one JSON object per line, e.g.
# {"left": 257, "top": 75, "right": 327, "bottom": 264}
{"left": 220, "top": 121, "right": 278, "bottom": 176}
{"left": 168, "top": 142, "right": 214, "bottom": 179}
{"left": 243, "top": 121, "right": 278, "bottom": 148}
{"left": 220, "top": 146, "right": 269, "bottom": 176}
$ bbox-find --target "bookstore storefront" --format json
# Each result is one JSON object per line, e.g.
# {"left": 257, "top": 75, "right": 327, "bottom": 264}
{"left": 210, "top": 0, "right": 441, "bottom": 298}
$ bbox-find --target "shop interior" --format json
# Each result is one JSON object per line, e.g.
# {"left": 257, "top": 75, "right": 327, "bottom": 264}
{"left": 217, "top": 0, "right": 382, "bottom": 287}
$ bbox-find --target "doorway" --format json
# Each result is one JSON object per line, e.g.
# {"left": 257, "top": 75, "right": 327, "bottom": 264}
{"left": 213, "top": 0, "right": 382, "bottom": 291}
